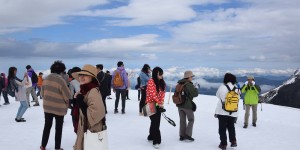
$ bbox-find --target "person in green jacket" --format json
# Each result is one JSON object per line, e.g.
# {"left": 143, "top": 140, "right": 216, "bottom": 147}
{"left": 241, "top": 75, "right": 261, "bottom": 128}
{"left": 177, "top": 71, "right": 199, "bottom": 142}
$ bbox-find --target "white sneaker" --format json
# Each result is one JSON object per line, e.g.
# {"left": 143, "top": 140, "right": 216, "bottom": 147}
{"left": 153, "top": 144, "right": 160, "bottom": 149}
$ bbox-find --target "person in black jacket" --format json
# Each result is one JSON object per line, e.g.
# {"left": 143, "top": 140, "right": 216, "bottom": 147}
{"left": 136, "top": 76, "right": 141, "bottom": 100}
{"left": 106, "top": 71, "right": 112, "bottom": 99}
{"left": 96, "top": 64, "right": 110, "bottom": 114}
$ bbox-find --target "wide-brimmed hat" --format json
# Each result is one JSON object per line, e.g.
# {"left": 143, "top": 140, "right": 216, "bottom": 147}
{"left": 184, "top": 70, "right": 195, "bottom": 78}
{"left": 72, "top": 64, "right": 99, "bottom": 83}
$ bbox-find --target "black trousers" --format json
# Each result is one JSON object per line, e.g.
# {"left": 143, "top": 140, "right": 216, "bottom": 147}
{"left": 149, "top": 111, "right": 162, "bottom": 145}
{"left": 41, "top": 112, "right": 64, "bottom": 149}
{"left": 138, "top": 90, "right": 141, "bottom": 100}
{"left": 1, "top": 91, "right": 9, "bottom": 103}
{"left": 101, "top": 94, "right": 107, "bottom": 113}
{"left": 139, "top": 88, "right": 146, "bottom": 113}
{"left": 115, "top": 89, "right": 126, "bottom": 111}
{"left": 218, "top": 115, "right": 236, "bottom": 145}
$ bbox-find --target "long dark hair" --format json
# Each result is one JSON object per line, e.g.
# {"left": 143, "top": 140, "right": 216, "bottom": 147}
{"left": 141, "top": 64, "right": 150, "bottom": 75}
{"left": 223, "top": 73, "right": 237, "bottom": 84}
{"left": 152, "top": 67, "right": 166, "bottom": 93}
{"left": 8, "top": 67, "right": 17, "bottom": 80}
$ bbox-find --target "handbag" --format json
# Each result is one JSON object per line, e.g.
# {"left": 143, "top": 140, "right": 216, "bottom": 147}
{"left": 83, "top": 113, "right": 108, "bottom": 150}
{"left": 142, "top": 102, "right": 157, "bottom": 117}
{"left": 84, "top": 128, "right": 108, "bottom": 150}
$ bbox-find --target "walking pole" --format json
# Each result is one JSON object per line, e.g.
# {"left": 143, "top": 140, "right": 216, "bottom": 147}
{"left": 167, "top": 85, "right": 172, "bottom": 104}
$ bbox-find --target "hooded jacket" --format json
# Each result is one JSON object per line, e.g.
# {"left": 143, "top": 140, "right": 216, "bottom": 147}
{"left": 27, "top": 68, "right": 37, "bottom": 87}
{"left": 176, "top": 79, "right": 199, "bottom": 110}
{"left": 241, "top": 84, "right": 261, "bottom": 105}
{"left": 215, "top": 83, "right": 239, "bottom": 117}
{"left": 111, "top": 67, "right": 128, "bottom": 90}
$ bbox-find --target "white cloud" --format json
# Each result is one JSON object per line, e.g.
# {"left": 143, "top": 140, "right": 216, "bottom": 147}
{"left": 232, "top": 68, "right": 295, "bottom": 76}
{"left": 250, "top": 55, "right": 266, "bottom": 61}
{"left": 140, "top": 53, "right": 158, "bottom": 60}
{"left": 76, "top": 0, "right": 228, "bottom": 26}
{"left": 0, "top": 0, "right": 107, "bottom": 34}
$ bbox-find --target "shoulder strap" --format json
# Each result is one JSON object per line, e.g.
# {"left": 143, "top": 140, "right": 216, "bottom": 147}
{"left": 179, "top": 82, "right": 189, "bottom": 92}
{"left": 225, "top": 84, "right": 236, "bottom": 91}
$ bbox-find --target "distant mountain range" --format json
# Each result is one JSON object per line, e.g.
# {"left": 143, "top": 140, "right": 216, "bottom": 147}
{"left": 261, "top": 69, "right": 300, "bottom": 109}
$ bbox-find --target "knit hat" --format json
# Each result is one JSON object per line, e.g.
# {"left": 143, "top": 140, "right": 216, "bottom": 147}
{"left": 184, "top": 71, "right": 195, "bottom": 78}
{"left": 72, "top": 64, "right": 99, "bottom": 83}
{"left": 247, "top": 75, "right": 254, "bottom": 80}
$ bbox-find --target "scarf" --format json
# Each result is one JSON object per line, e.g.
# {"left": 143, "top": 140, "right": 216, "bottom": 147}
{"left": 80, "top": 82, "right": 98, "bottom": 95}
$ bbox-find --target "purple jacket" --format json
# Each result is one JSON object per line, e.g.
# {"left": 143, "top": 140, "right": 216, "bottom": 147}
{"left": 111, "top": 67, "right": 128, "bottom": 89}
{"left": 27, "top": 68, "right": 37, "bottom": 87}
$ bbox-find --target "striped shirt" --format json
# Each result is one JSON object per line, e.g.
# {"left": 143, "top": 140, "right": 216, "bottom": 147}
{"left": 41, "top": 73, "right": 71, "bottom": 116}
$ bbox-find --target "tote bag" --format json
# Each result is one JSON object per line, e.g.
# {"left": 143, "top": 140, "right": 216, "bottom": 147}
{"left": 84, "top": 129, "right": 108, "bottom": 150}
{"left": 142, "top": 102, "right": 157, "bottom": 117}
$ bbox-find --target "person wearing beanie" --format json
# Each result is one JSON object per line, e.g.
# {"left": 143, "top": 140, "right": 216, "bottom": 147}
{"left": 40, "top": 61, "right": 71, "bottom": 150}
{"left": 241, "top": 75, "right": 261, "bottom": 128}
{"left": 72, "top": 64, "right": 106, "bottom": 150}
{"left": 176, "top": 70, "right": 199, "bottom": 142}
{"left": 111, "top": 61, "right": 128, "bottom": 114}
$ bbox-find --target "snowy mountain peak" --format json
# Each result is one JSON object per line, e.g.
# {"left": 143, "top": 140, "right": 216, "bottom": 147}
{"left": 294, "top": 69, "right": 300, "bottom": 76}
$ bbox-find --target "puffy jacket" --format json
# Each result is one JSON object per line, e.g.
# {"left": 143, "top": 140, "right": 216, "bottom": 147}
{"left": 146, "top": 78, "right": 165, "bottom": 105}
{"left": 215, "top": 83, "right": 239, "bottom": 117}
{"left": 176, "top": 79, "right": 198, "bottom": 110}
{"left": 241, "top": 84, "right": 261, "bottom": 105}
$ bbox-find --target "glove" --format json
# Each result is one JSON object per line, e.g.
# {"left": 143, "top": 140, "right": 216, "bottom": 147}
{"left": 77, "top": 94, "right": 88, "bottom": 116}
{"left": 252, "top": 81, "right": 255, "bottom": 86}
{"left": 244, "top": 81, "right": 248, "bottom": 85}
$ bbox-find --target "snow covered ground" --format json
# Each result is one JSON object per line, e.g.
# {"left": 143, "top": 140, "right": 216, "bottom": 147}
{"left": 0, "top": 90, "right": 299, "bottom": 150}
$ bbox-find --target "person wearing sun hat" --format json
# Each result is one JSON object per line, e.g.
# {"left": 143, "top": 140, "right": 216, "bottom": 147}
{"left": 72, "top": 64, "right": 106, "bottom": 150}
{"left": 176, "top": 70, "right": 199, "bottom": 142}
{"left": 241, "top": 75, "right": 261, "bottom": 128}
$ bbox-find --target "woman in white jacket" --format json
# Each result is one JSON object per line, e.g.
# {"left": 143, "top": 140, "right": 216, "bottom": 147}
{"left": 8, "top": 67, "right": 31, "bottom": 122}
{"left": 215, "top": 73, "right": 239, "bottom": 150}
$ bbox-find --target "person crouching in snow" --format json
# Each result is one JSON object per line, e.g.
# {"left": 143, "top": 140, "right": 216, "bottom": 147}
{"left": 215, "top": 73, "right": 239, "bottom": 150}
{"left": 146, "top": 67, "right": 166, "bottom": 149}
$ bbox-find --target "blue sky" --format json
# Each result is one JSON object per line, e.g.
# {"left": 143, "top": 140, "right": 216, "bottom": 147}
{"left": 0, "top": 0, "right": 299, "bottom": 76}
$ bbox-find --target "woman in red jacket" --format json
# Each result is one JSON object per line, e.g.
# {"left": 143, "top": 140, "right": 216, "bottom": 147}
{"left": 146, "top": 67, "right": 166, "bottom": 149}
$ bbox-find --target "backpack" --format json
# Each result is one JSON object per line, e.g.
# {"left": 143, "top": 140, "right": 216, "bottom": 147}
{"left": 7, "top": 80, "right": 15, "bottom": 97}
{"left": 31, "top": 72, "right": 38, "bottom": 84}
{"left": 113, "top": 71, "right": 124, "bottom": 87}
{"left": 222, "top": 85, "right": 239, "bottom": 114}
{"left": 172, "top": 82, "right": 189, "bottom": 104}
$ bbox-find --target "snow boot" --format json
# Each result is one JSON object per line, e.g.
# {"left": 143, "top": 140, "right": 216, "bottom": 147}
{"left": 218, "top": 144, "right": 227, "bottom": 150}
{"left": 252, "top": 123, "right": 256, "bottom": 127}
{"left": 179, "top": 136, "right": 185, "bottom": 141}
{"left": 114, "top": 109, "right": 119, "bottom": 114}
{"left": 153, "top": 144, "right": 160, "bottom": 149}
{"left": 243, "top": 124, "right": 248, "bottom": 128}
{"left": 185, "top": 136, "right": 195, "bottom": 142}
{"left": 231, "top": 141, "right": 237, "bottom": 147}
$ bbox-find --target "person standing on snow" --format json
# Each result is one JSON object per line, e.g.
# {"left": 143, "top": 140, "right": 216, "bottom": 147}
{"left": 96, "top": 64, "right": 110, "bottom": 114}
{"left": 0, "top": 73, "right": 9, "bottom": 105}
{"left": 176, "top": 71, "right": 199, "bottom": 142}
{"left": 139, "top": 64, "right": 151, "bottom": 116}
{"left": 36, "top": 72, "right": 43, "bottom": 99}
{"left": 111, "top": 61, "right": 128, "bottom": 114}
{"left": 215, "top": 73, "right": 239, "bottom": 150}
{"left": 26, "top": 65, "right": 40, "bottom": 106}
{"left": 242, "top": 75, "right": 261, "bottom": 128}
{"left": 146, "top": 67, "right": 166, "bottom": 149}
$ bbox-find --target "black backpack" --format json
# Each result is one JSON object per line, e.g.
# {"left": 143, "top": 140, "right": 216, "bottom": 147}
{"left": 31, "top": 72, "right": 38, "bottom": 84}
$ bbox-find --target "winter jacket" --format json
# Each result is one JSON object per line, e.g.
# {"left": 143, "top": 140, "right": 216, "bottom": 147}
{"left": 111, "top": 67, "right": 128, "bottom": 90}
{"left": 0, "top": 76, "right": 4, "bottom": 91}
{"left": 146, "top": 78, "right": 165, "bottom": 105}
{"left": 15, "top": 77, "right": 30, "bottom": 102}
{"left": 27, "top": 68, "right": 37, "bottom": 87}
{"left": 176, "top": 79, "right": 199, "bottom": 110}
{"left": 41, "top": 73, "right": 71, "bottom": 116}
{"left": 1, "top": 73, "right": 8, "bottom": 91}
{"left": 97, "top": 71, "right": 110, "bottom": 96}
{"left": 241, "top": 84, "right": 261, "bottom": 105}
{"left": 37, "top": 75, "right": 43, "bottom": 87}
{"left": 69, "top": 79, "right": 80, "bottom": 97}
{"left": 139, "top": 72, "right": 150, "bottom": 87}
{"left": 215, "top": 83, "right": 239, "bottom": 117}
{"left": 74, "top": 88, "right": 106, "bottom": 150}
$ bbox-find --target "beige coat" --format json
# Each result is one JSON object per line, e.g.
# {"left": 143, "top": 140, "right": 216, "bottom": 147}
{"left": 74, "top": 88, "right": 106, "bottom": 150}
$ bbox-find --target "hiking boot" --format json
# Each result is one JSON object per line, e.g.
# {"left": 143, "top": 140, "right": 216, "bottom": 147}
{"left": 231, "top": 141, "right": 237, "bottom": 147}
{"left": 153, "top": 144, "right": 160, "bottom": 149}
{"left": 179, "top": 136, "right": 185, "bottom": 141}
{"left": 3, "top": 102, "right": 10, "bottom": 105}
{"left": 243, "top": 125, "right": 248, "bottom": 128}
{"left": 218, "top": 144, "right": 227, "bottom": 150}
{"left": 114, "top": 109, "right": 119, "bottom": 114}
{"left": 33, "top": 103, "right": 40, "bottom": 106}
{"left": 185, "top": 136, "right": 195, "bottom": 142}
{"left": 252, "top": 123, "right": 256, "bottom": 127}
{"left": 16, "top": 119, "right": 26, "bottom": 122}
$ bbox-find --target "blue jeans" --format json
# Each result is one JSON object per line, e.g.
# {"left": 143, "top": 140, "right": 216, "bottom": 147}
{"left": 16, "top": 101, "right": 29, "bottom": 119}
